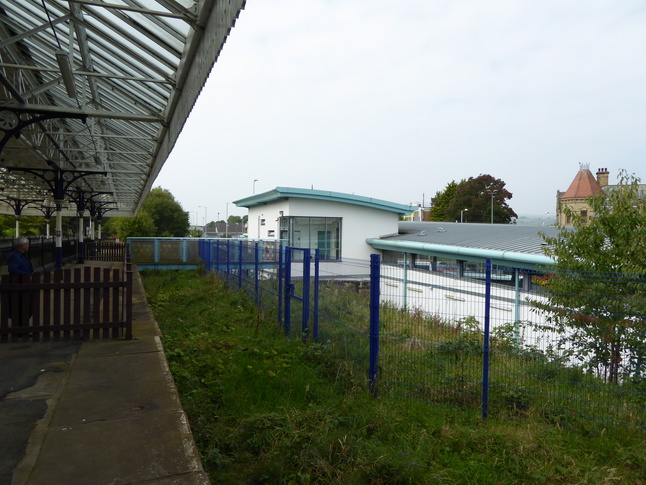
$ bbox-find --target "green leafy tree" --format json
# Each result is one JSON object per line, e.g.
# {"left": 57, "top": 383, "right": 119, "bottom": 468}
{"left": 100, "top": 217, "right": 117, "bottom": 238}
{"left": 0, "top": 214, "right": 47, "bottom": 237}
{"left": 535, "top": 170, "right": 646, "bottom": 383}
{"left": 141, "top": 187, "right": 189, "bottom": 237}
{"left": 447, "top": 174, "right": 517, "bottom": 223}
{"left": 0, "top": 214, "right": 16, "bottom": 237}
{"left": 430, "top": 175, "right": 517, "bottom": 223}
{"left": 430, "top": 181, "right": 458, "bottom": 221}
{"left": 112, "top": 210, "right": 157, "bottom": 240}
{"left": 103, "top": 188, "right": 188, "bottom": 239}
{"left": 188, "top": 227, "right": 203, "bottom": 238}
{"left": 17, "top": 215, "right": 46, "bottom": 236}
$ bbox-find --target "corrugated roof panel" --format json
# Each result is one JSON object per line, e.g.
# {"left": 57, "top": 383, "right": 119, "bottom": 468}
{"left": 389, "top": 221, "right": 561, "bottom": 256}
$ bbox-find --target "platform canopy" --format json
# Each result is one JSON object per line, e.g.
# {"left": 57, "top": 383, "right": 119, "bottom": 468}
{"left": 0, "top": 0, "right": 245, "bottom": 217}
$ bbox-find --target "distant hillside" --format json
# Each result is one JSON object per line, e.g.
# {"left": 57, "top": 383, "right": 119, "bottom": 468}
{"left": 515, "top": 214, "right": 557, "bottom": 227}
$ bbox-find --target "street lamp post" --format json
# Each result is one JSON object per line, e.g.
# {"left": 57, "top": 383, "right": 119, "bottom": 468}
{"left": 198, "top": 205, "right": 207, "bottom": 227}
{"left": 487, "top": 190, "right": 498, "bottom": 224}
{"left": 460, "top": 208, "right": 468, "bottom": 223}
{"left": 253, "top": 179, "right": 258, "bottom": 194}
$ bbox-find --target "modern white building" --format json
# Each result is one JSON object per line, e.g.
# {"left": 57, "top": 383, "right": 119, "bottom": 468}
{"left": 233, "top": 187, "right": 415, "bottom": 261}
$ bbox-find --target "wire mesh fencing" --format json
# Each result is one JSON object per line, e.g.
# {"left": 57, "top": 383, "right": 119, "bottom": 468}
{"left": 198, "top": 239, "right": 646, "bottom": 427}
{"left": 378, "top": 260, "right": 646, "bottom": 426}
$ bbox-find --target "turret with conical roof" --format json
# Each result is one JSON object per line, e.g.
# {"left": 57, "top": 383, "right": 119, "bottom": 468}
{"left": 557, "top": 164, "right": 607, "bottom": 226}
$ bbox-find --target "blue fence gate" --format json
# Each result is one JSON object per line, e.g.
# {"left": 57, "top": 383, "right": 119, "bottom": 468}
{"left": 284, "top": 247, "right": 319, "bottom": 341}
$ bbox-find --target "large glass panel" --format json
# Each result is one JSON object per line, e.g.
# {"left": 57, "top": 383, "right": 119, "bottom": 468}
{"left": 327, "top": 217, "right": 341, "bottom": 260}
{"left": 291, "top": 217, "right": 310, "bottom": 249}
{"left": 286, "top": 216, "right": 342, "bottom": 260}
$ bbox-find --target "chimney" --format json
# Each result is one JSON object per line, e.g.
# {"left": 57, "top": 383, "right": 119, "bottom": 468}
{"left": 596, "top": 167, "right": 609, "bottom": 187}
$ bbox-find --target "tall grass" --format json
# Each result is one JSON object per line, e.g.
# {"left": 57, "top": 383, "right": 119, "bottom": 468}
{"left": 142, "top": 269, "right": 646, "bottom": 484}
{"left": 377, "top": 303, "right": 646, "bottom": 427}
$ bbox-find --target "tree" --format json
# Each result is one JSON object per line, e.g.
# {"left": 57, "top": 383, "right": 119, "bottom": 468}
{"left": 188, "top": 227, "right": 203, "bottom": 238}
{"left": 103, "top": 187, "right": 189, "bottom": 239}
{"left": 430, "top": 174, "right": 518, "bottom": 223}
{"left": 1, "top": 214, "right": 17, "bottom": 237}
{"left": 112, "top": 210, "right": 157, "bottom": 240}
{"left": 534, "top": 170, "right": 646, "bottom": 383}
{"left": 430, "top": 181, "right": 458, "bottom": 221}
{"left": 141, "top": 187, "right": 189, "bottom": 237}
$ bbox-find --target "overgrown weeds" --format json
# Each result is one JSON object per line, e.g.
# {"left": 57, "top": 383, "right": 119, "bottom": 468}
{"left": 142, "top": 269, "right": 646, "bottom": 484}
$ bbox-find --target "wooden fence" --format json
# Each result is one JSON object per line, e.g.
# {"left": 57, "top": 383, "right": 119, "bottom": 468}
{"left": 85, "top": 240, "right": 125, "bottom": 261}
{"left": 0, "top": 264, "right": 133, "bottom": 343}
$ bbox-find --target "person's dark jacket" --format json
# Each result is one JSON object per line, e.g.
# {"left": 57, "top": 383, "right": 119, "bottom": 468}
{"left": 7, "top": 250, "right": 33, "bottom": 278}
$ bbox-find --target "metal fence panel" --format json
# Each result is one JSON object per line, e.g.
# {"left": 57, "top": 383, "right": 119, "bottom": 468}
{"left": 195, "top": 240, "right": 646, "bottom": 427}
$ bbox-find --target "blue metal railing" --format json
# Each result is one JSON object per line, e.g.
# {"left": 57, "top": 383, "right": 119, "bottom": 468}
{"left": 167, "top": 236, "right": 646, "bottom": 428}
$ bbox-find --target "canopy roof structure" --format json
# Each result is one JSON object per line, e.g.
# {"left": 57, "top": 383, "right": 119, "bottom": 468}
{"left": 0, "top": 0, "right": 245, "bottom": 218}
{"left": 234, "top": 187, "right": 417, "bottom": 216}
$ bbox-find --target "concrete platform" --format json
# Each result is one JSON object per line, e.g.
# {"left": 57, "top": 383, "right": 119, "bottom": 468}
{"left": 0, "top": 263, "right": 209, "bottom": 485}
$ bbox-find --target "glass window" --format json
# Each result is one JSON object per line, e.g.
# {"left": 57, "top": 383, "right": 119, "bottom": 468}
{"left": 282, "top": 216, "right": 342, "bottom": 260}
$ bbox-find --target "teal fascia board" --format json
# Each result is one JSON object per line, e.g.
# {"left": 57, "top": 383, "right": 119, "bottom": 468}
{"left": 366, "top": 238, "right": 555, "bottom": 270}
{"left": 234, "top": 187, "right": 415, "bottom": 215}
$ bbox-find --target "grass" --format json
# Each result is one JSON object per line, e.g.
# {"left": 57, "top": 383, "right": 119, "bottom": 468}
{"left": 142, "top": 269, "right": 646, "bottom": 484}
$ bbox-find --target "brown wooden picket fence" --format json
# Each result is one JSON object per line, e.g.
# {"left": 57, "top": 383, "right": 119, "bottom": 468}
{"left": 85, "top": 241, "right": 125, "bottom": 261}
{"left": 0, "top": 265, "right": 133, "bottom": 343}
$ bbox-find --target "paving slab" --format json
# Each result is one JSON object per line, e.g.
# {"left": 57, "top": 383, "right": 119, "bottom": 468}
{"left": 51, "top": 350, "right": 180, "bottom": 426}
{"left": 26, "top": 410, "right": 203, "bottom": 485}
{"left": 0, "top": 264, "right": 209, "bottom": 485}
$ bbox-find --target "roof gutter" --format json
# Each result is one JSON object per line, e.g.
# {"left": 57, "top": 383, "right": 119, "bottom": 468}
{"left": 366, "top": 238, "right": 555, "bottom": 269}
{"left": 234, "top": 187, "right": 415, "bottom": 215}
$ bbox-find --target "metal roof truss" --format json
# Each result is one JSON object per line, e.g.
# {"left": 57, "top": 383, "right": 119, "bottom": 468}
{"left": 0, "top": 0, "right": 245, "bottom": 217}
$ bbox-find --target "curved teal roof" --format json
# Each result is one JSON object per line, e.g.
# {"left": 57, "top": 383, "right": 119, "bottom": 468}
{"left": 234, "top": 187, "right": 415, "bottom": 215}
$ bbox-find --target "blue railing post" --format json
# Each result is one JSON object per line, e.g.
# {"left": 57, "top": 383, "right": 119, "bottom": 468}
{"left": 278, "top": 244, "right": 284, "bottom": 327}
{"left": 209, "top": 240, "right": 217, "bottom": 271}
{"left": 302, "top": 248, "right": 311, "bottom": 341}
{"left": 214, "top": 239, "right": 219, "bottom": 274}
{"left": 482, "top": 258, "right": 492, "bottom": 420}
{"left": 238, "top": 240, "right": 243, "bottom": 289}
{"left": 284, "top": 247, "right": 292, "bottom": 336}
{"left": 313, "top": 248, "right": 320, "bottom": 343}
{"left": 254, "top": 242, "right": 260, "bottom": 305}
{"left": 204, "top": 239, "right": 209, "bottom": 271}
{"left": 514, "top": 268, "right": 521, "bottom": 346}
{"left": 369, "top": 254, "right": 381, "bottom": 397}
{"left": 226, "top": 240, "right": 231, "bottom": 285}
{"left": 216, "top": 239, "right": 221, "bottom": 274}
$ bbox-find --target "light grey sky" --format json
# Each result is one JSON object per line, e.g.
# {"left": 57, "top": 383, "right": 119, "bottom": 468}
{"left": 154, "top": 0, "right": 646, "bottom": 224}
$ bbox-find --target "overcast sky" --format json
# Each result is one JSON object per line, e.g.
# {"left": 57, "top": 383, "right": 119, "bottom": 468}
{"left": 154, "top": 0, "right": 646, "bottom": 224}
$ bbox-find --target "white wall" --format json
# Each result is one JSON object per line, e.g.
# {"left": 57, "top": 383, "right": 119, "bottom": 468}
{"left": 245, "top": 198, "right": 400, "bottom": 260}
{"left": 247, "top": 201, "right": 289, "bottom": 239}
